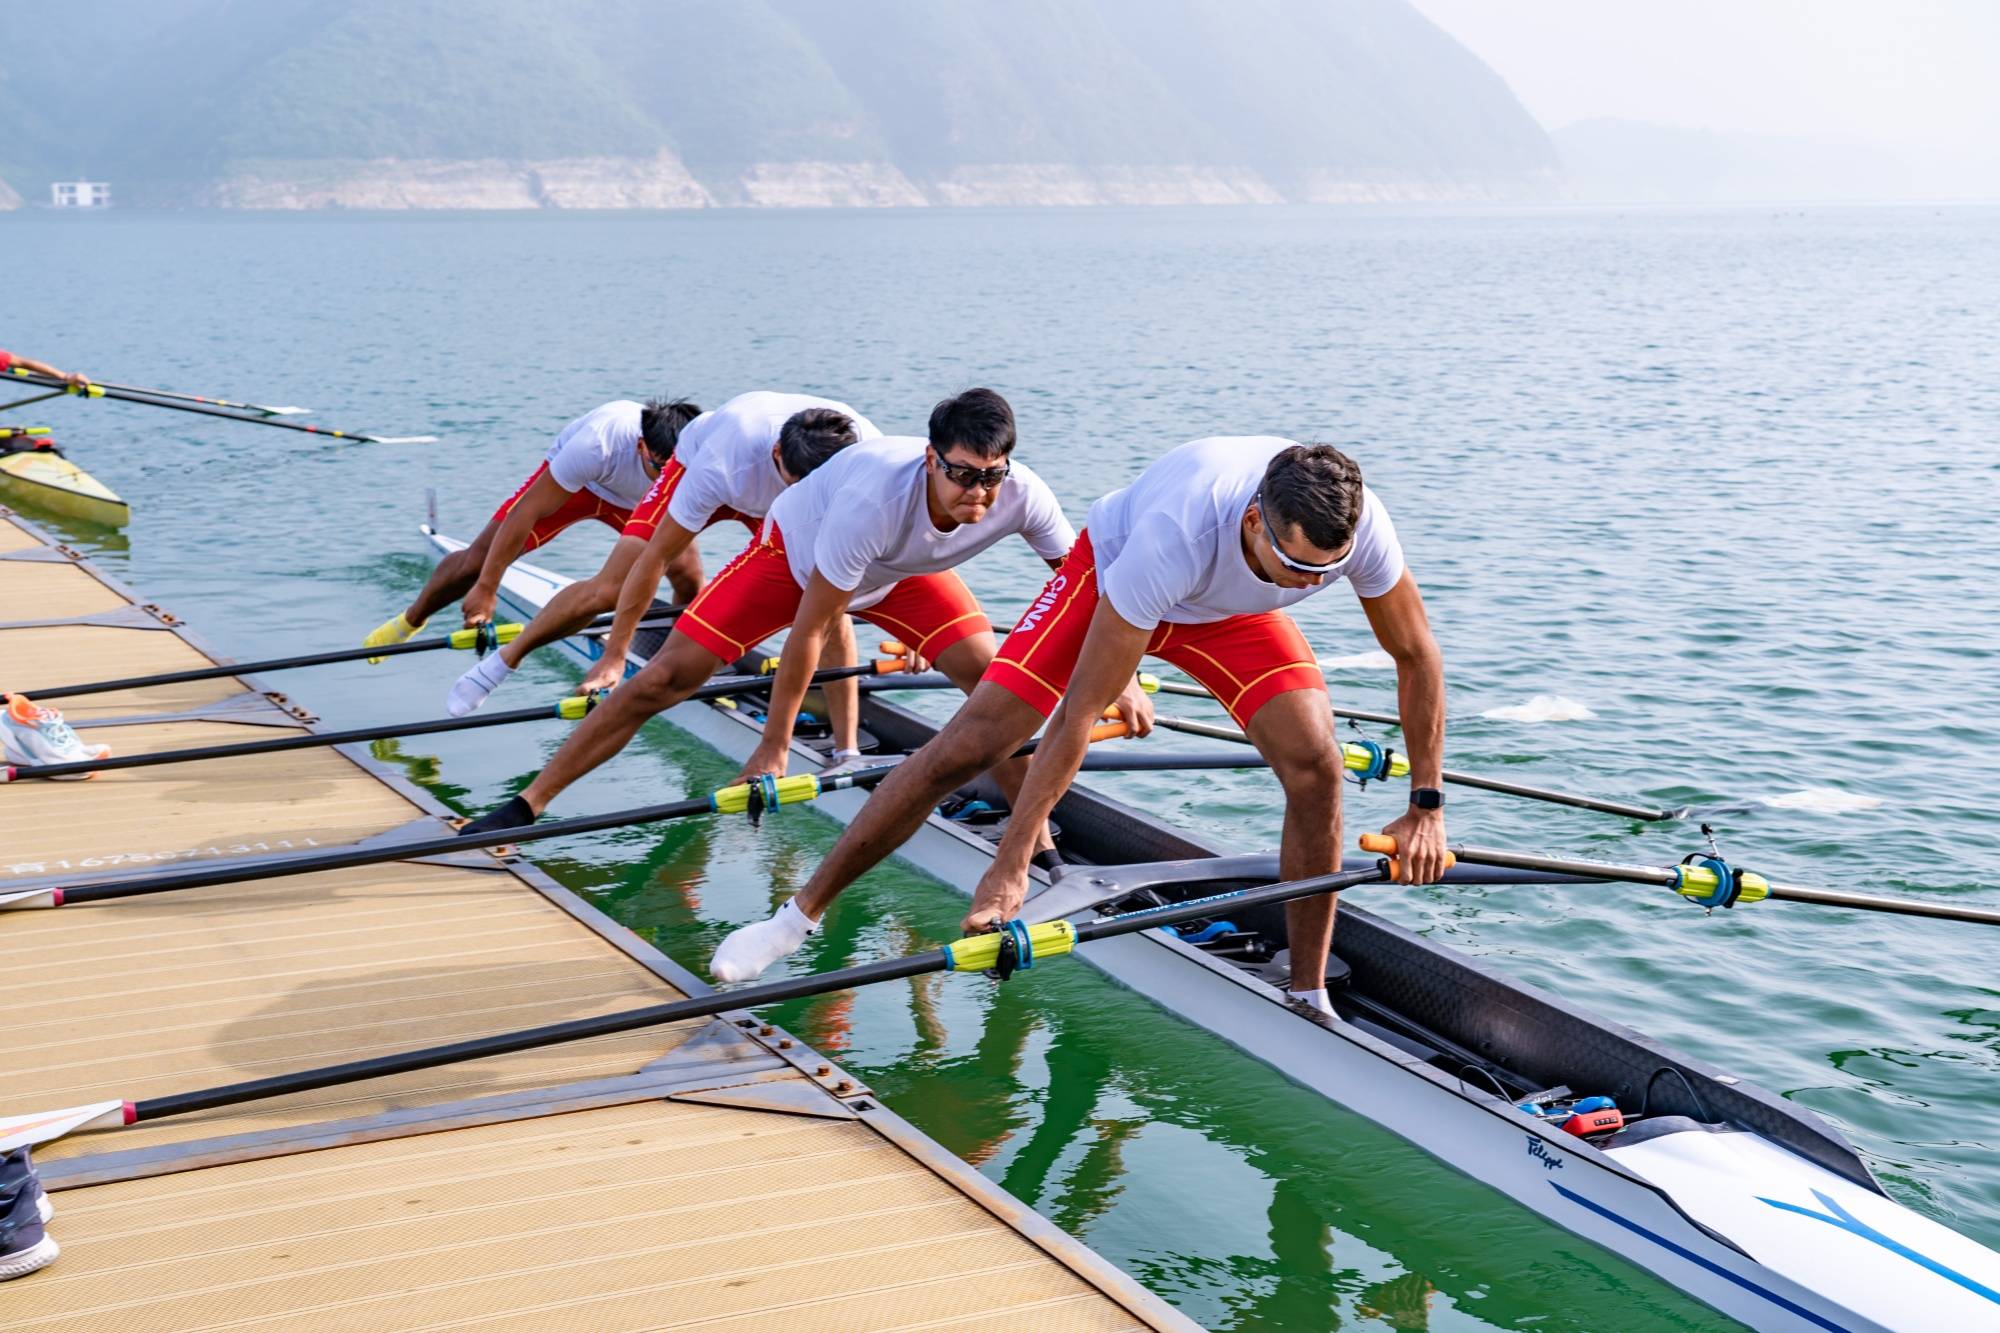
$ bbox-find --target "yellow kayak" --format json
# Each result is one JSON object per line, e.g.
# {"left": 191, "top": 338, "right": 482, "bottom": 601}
{"left": 0, "top": 442, "right": 130, "bottom": 527}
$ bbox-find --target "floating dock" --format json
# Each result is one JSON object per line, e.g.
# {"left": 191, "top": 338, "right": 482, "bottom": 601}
{"left": 0, "top": 507, "right": 1191, "bottom": 1332}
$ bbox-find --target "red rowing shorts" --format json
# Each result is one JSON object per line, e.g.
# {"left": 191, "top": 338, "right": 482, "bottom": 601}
{"left": 986, "top": 529, "right": 1326, "bottom": 727}
{"left": 618, "top": 456, "right": 757, "bottom": 544}
{"left": 674, "top": 523, "right": 992, "bottom": 664}
{"left": 491, "top": 462, "right": 633, "bottom": 552}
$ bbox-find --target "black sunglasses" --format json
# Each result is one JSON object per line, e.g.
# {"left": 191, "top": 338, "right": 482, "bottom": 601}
{"left": 931, "top": 451, "right": 1011, "bottom": 490}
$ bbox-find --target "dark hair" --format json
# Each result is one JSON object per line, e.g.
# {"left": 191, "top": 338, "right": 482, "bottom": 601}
{"left": 1259, "top": 444, "right": 1365, "bottom": 551}
{"left": 927, "top": 387, "right": 1016, "bottom": 459}
{"left": 639, "top": 397, "right": 702, "bottom": 461}
{"left": 776, "top": 407, "right": 860, "bottom": 479}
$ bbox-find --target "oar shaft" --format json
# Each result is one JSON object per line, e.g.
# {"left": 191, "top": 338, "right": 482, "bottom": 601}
{"left": 136, "top": 951, "right": 943, "bottom": 1120}
{"left": 1375, "top": 838, "right": 2000, "bottom": 927}
{"left": 7, "top": 368, "right": 417, "bottom": 442}
{"left": 1155, "top": 716, "right": 1679, "bottom": 821}
{"left": 10, "top": 612, "right": 678, "bottom": 701}
{"left": 12, "top": 655, "right": 889, "bottom": 781}
{"left": 6, "top": 699, "right": 579, "bottom": 781}
{"left": 61, "top": 792, "right": 721, "bottom": 904}
{"left": 1147, "top": 677, "right": 1400, "bottom": 727}
{"left": 1433, "top": 769, "right": 1684, "bottom": 822}
{"left": 1763, "top": 882, "right": 2000, "bottom": 925}
{"left": 130, "top": 862, "right": 1386, "bottom": 1123}
{"left": 86, "top": 379, "right": 300, "bottom": 416}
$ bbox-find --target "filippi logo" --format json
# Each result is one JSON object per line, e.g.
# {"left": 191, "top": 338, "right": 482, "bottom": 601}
{"left": 1527, "top": 1137, "right": 1564, "bottom": 1170}
{"left": 1017, "top": 574, "right": 1068, "bottom": 634}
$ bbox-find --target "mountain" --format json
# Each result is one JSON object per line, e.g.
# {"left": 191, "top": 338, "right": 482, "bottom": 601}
{"left": 1, "top": 0, "right": 1557, "bottom": 208}
{"left": 1554, "top": 118, "right": 1912, "bottom": 204}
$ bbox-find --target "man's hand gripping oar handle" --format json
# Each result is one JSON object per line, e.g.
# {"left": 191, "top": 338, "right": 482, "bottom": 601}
{"left": 1357, "top": 833, "right": 1458, "bottom": 884}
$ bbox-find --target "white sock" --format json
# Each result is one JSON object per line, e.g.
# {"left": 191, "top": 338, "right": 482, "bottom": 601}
{"left": 1288, "top": 987, "right": 1333, "bottom": 1016}
{"left": 711, "top": 898, "right": 817, "bottom": 983}
{"left": 446, "top": 654, "right": 515, "bottom": 717}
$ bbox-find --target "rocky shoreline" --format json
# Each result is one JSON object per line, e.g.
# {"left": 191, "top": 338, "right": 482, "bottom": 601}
{"left": 191, "top": 156, "right": 1554, "bottom": 210}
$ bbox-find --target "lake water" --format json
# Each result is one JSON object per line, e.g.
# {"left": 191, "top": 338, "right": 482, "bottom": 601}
{"left": 6, "top": 203, "right": 1996, "bottom": 1330}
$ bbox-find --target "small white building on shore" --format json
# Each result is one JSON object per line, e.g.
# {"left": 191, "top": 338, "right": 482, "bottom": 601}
{"left": 50, "top": 181, "right": 112, "bottom": 208}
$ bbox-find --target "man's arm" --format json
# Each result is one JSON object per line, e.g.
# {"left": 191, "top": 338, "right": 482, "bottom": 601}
{"left": 578, "top": 517, "right": 698, "bottom": 693}
{"left": 966, "top": 600, "right": 1151, "bottom": 929}
{"left": 1358, "top": 570, "right": 1448, "bottom": 883}
{"left": 463, "top": 471, "right": 574, "bottom": 625}
{"left": 8, "top": 354, "right": 88, "bottom": 388}
{"left": 734, "top": 571, "right": 855, "bottom": 782}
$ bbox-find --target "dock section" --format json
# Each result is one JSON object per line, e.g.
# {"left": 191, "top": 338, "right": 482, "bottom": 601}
{"left": 0, "top": 507, "right": 1190, "bottom": 1331}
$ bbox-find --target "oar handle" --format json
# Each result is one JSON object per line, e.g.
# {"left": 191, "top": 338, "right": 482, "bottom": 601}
{"left": 1090, "top": 706, "right": 1132, "bottom": 742}
{"left": 1355, "top": 833, "right": 1456, "bottom": 883}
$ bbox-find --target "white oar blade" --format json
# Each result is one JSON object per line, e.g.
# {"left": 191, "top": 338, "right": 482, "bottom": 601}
{"left": 363, "top": 435, "right": 441, "bottom": 445}
{"left": 259, "top": 405, "right": 312, "bottom": 416}
{"left": 0, "top": 1100, "right": 132, "bottom": 1152}
{"left": 0, "top": 886, "right": 61, "bottom": 911}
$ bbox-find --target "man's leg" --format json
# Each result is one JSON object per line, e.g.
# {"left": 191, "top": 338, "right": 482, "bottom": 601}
{"left": 458, "top": 631, "right": 728, "bottom": 834}
{"left": 927, "top": 631, "right": 1055, "bottom": 855}
{"left": 663, "top": 544, "right": 704, "bottom": 604}
{"left": 792, "top": 680, "right": 1042, "bottom": 919}
{"left": 364, "top": 521, "right": 497, "bottom": 660}
{"left": 708, "top": 681, "right": 1043, "bottom": 981}
{"left": 1243, "top": 688, "right": 1346, "bottom": 1002}
{"left": 446, "top": 538, "right": 647, "bottom": 715}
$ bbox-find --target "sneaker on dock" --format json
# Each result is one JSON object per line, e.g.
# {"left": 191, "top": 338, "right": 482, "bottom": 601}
{"left": 0, "top": 1149, "right": 57, "bottom": 1281}
{"left": 1, "top": 695, "right": 111, "bottom": 777}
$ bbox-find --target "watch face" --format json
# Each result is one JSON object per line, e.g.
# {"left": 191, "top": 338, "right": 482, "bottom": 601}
{"left": 1412, "top": 787, "right": 1444, "bottom": 810}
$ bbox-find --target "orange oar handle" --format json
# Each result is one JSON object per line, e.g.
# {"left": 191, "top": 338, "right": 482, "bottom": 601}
{"left": 1356, "top": 832, "right": 1454, "bottom": 883}
{"left": 1089, "top": 704, "right": 1131, "bottom": 742}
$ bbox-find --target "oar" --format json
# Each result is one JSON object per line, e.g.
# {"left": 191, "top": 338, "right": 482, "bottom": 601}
{"left": 2, "top": 651, "right": 915, "bottom": 783}
{"left": 0, "top": 861, "right": 1393, "bottom": 1152}
{"left": 0, "top": 426, "right": 54, "bottom": 440}
{"left": 1359, "top": 833, "right": 2000, "bottom": 926}
{"left": 3, "top": 367, "right": 437, "bottom": 444}
{"left": 1138, "top": 675, "right": 1402, "bottom": 727}
{"left": 70, "top": 377, "right": 310, "bottom": 417}
{"left": 1151, "top": 714, "right": 1683, "bottom": 821}
{"left": 8, "top": 719, "right": 1136, "bottom": 909}
{"left": 4, "top": 610, "right": 681, "bottom": 703}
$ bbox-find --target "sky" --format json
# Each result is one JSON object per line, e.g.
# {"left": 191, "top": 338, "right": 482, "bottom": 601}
{"left": 1409, "top": 0, "right": 2000, "bottom": 199}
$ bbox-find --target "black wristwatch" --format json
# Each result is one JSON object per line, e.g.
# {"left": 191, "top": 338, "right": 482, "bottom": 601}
{"left": 1410, "top": 787, "right": 1445, "bottom": 811}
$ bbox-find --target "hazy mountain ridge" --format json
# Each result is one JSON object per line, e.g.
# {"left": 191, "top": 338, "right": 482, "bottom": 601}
{"left": 3, "top": 0, "right": 1558, "bottom": 208}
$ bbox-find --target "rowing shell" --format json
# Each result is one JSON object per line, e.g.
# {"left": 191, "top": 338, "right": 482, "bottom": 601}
{"left": 426, "top": 525, "right": 2000, "bottom": 1332}
{"left": 0, "top": 447, "right": 130, "bottom": 527}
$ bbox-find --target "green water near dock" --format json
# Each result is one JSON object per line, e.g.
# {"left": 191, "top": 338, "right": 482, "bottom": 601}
{"left": 9, "top": 204, "right": 1997, "bottom": 1330}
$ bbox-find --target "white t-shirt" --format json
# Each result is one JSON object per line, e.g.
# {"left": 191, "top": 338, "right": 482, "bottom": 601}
{"left": 766, "top": 437, "right": 1076, "bottom": 609}
{"left": 665, "top": 391, "right": 880, "bottom": 529}
{"left": 543, "top": 401, "right": 656, "bottom": 510}
{"left": 1087, "top": 437, "right": 1405, "bottom": 628}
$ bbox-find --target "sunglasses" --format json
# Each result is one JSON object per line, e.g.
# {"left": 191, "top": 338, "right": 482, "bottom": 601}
{"left": 1254, "top": 498, "right": 1351, "bottom": 575}
{"left": 931, "top": 452, "right": 1011, "bottom": 490}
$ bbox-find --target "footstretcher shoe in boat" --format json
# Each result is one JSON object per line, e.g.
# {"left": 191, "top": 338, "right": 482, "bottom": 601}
{"left": 1, "top": 696, "right": 111, "bottom": 777}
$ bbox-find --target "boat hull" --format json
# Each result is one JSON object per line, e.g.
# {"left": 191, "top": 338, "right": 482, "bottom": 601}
{"left": 431, "top": 528, "right": 2000, "bottom": 1333}
{"left": 0, "top": 450, "right": 130, "bottom": 527}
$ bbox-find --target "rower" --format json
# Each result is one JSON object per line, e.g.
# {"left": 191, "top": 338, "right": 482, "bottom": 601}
{"left": 458, "top": 391, "right": 1110, "bottom": 925}
{"left": 444, "top": 393, "right": 880, "bottom": 718}
{"left": 361, "top": 397, "right": 699, "bottom": 659}
{"left": 717, "top": 438, "right": 1450, "bottom": 1013}
{"left": 0, "top": 349, "right": 89, "bottom": 388}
